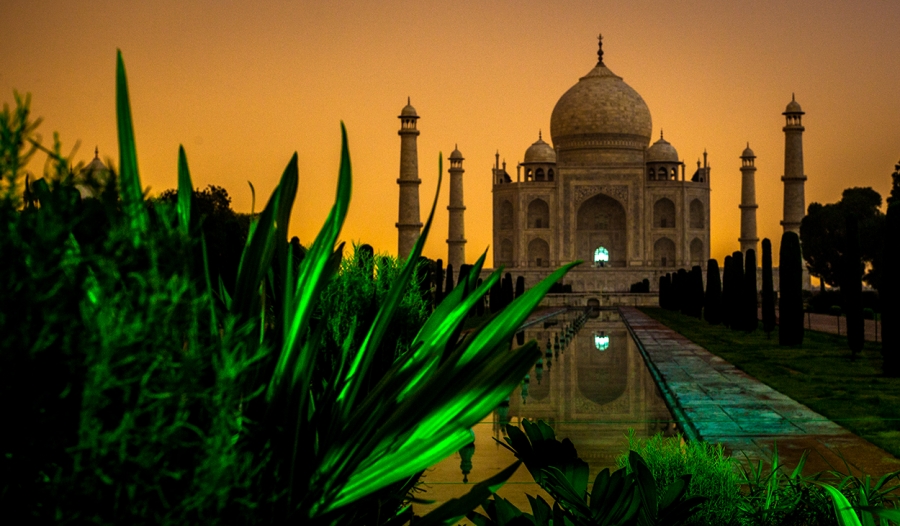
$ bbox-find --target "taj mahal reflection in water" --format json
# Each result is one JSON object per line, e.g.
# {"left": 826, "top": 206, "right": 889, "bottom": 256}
{"left": 417, "top": 308, "right": 681, "bottom": 514}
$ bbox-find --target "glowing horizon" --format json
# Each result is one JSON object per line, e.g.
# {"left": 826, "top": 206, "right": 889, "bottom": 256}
{"left": 2, "top": 0, "right": 898, "bottom": 268}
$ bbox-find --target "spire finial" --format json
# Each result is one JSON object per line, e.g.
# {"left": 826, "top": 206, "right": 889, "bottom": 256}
{"left": 660, "top": 129, "right": 663, "bottom": 140}
{"left": 455, "top": 143, "right": 458, "bottom": 149}
{"left": 792, "top": 92, "right": 795, "bottom": 102}
{"left": 597, "top": 33, "right": 605, "bottom": 66}
{"left": 747, "top": 141, "right": 750, "bottom": 148}
{"left": 407, "top": 96, "right": 410, "bottom": 105}
{"left": 538, "top": 130, "right": 542, "bottom": 140}
{"left": 94, "top": 146, "right": 99, "bottom": 159}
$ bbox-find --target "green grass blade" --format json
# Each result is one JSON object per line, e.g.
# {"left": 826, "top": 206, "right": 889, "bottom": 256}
{"left": 200, "top": 231, "right": 218, "bottom": 337}
{"left": 814, "top": 482, "right": 864, "bottom": 526}
{"left": 176, "top": 145, "right": 192, "bottom": 236}
{"left": 115, "top": 49, "right": 148, "bottom": 236}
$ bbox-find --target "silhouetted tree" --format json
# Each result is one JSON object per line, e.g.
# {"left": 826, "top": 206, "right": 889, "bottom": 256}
{"left": 744, "top": 249, "right": 758, "bottom": 333}
{"left": 659, "top": 274, "right": 670, "bottom": 309}
{"left": 502, "top": 273, "right": 514, "bottom": 309}
{"left": 883, "top": 201, "right": 900, "bottom": 375}
{"left": 842, "top": 216, "right": 864, "bottom": 356}
{"left": 676, "top": 268, "right": 689, "bottom": 315}
{"left": 761, "top": 239, "right": 776, "bottom": 338}
{"left": 779, "top": 232, "right": 805, "bottom": 346}
{"left": 642, "top": 278, "right": 650, "bottom": 293}
{"left": 689, "top": 266, "right": 704, "bottom": 318}
{"left": 475, "top": 278, "right": 485, "bottom": 316}
{"left": 800, "top": 187, "right": 885, "bottom": 289}
{"left": 489, "top": 276, "right": 502, "bottom": 314}
{"left": 889, "top": 159, "right": 900, "bottom": 206}
{"left": 445, "top": 264, "right": 455, "bottom": 297}
{"left": 515, "top": 276, "right": 525, "bottom": 298}
{"left": 704, "top": 259, "right": 722, "bottom": 325}
{"left": 458, "top": 264, "right": 472, "bottom": 291}
{"left": 730, "top": 251, "right": 745, "bottom": 331}
{"left": 722, "top": 255, "right": 733, "bottom": 328}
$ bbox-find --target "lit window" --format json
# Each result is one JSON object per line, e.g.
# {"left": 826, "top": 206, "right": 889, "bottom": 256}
{"left": 594, "top": 332, "right": 610, "bottom": 351}
{"left": 593, "top": 246, "right": 609, "bottom": 267}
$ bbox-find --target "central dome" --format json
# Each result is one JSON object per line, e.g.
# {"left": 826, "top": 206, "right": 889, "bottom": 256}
{"left": 550, "top": 64, "right": 652, "bottom": 151}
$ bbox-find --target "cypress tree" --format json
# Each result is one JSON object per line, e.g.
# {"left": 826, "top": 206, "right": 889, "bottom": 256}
{"left": 489, "top": 277, "right": 502, "bottom": 314}
{"left": 690, "top": 266, "right": 704, "bottom": 318}
{"left": 704, "top": 259, "right": 722, "bottom": 324}
{"left": 883, "top": 203, "right": 900, "bottom": 375}
{"left": 744, "top": 249, "right": 758, "bottom": 333}
{"left": 642, "top": 278, "right": 650, "bottom": 293}
{"left": 762, "top": 239, "right": 776, "bottom": 338}
{"left": 434, "top": 258, "right": 444, "bottom": 305}
{"left": 731, "top": 252, "right": 745, "bottom": 330}
{"left": 458, "top": 264, "right": 472, "bottom": 291}
{"left": 503, "top": 273, "right": 514, "bottom": 309}
{"left": 722, "top": 255, "right": 733, "bottom": 327}
{"left": 843, "top": 216, "right": 864, "bottom": 356}
{"left": 515, "top": 275, "right": 525, "bottom": 298}
{"left": 677, "top": 268, "right": 689, "bottom": 315}
{"left": 445, "top": 264, "right": 455, "bottom": 297}
{"left": 779, "top": 231, "right": 805, "bottom": 346}
{"left": 658, "top": 274, "right": 668, "bottom": 309}
{"left": 669, "top": 271, "right": 680, "bottom": 311}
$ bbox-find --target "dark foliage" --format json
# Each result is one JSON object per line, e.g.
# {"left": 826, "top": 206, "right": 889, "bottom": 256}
{"left": 475, "top": 278, "right": 485, "bottom": 316}
{"left": 744, "top": 249, "right": 758, "bottom": 333}
{"left": 762, "top": 239, "right": 776, "bottom": 337}
{"left": 434, "top": 258, "right": 444, "bottom": 305}
{"left": 704, "top": 259, "right": 722, "bottom": 325}
{"left": 687, "top": 266, "right": 704, "bottom": 318}
{"left": 659, "top": 274, "right": 670, "bottom": 309}
{"left": 629, "top": 279, "right": 651, "bottom": 293}
{"left": 779, "top": 232, "right": 805, "bottom": 346}
{"left": 721, "top": 255, "right": 733, "bottom": 328}
{"left": 515, "top": 275, "right": 525, "bottom": 298}
{"left": 489, "top": 276, "right": 503, "bottom": 314}
{"left": 730, "top": 251, "right": 745, "bottom": 331}
{"left": 677, "top": 268, "right": 689, "bottom": 315}
{"left": 502, "top": 273, "right": 514, "bottom": 310}
{"left": 883, "top": 202, "right": 900, "bottom": 375}
{"left": 842, "top": 216, "right": 864, "bottom": 356}
{"left": 445, "top": 263, "right": 455, "bottom": 297}
{"left": 800, "top": 187, "right": 885, "bottom": 289}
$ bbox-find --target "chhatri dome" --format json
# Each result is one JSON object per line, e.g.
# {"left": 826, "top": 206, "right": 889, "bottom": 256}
{"left": 646, "top": 131, "right": 679, "bottom": 163}
{"left": 523, "top": 131, "right": 556, "bottom": 163}
{"left": 550, "top": 35, "right": 652, "bottom": 151}
{"left": 400, "top": 96, "right": 418, "bottom": 117}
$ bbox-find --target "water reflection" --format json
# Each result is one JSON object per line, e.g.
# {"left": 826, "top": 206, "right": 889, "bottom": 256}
{"left": 416, "top": 308, "right": 681, "bottom": 517}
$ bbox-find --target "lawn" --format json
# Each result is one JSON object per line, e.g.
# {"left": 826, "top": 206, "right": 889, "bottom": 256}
{"left": 640, "top": 307, "right": 900, "bottom": 459}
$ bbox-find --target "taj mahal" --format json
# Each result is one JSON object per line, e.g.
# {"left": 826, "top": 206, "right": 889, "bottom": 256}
{"left": 396, "top": 36, "right": 807, "bottom": 293}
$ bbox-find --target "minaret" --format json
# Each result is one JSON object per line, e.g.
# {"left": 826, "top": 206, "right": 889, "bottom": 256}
{"left": 397, "top": 98, "right": 422, "bottom": 260}
{"left": 781, "top": 94, "right": 806, "bottom": 234}
{"left": 739, "top": 143, "right": 759, "bottom": 254}
{"left": 447, "top": 145, "right": 466, "bottom": 269}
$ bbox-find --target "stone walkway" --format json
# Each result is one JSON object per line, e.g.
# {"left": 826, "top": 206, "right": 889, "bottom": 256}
{"left": 620, "top": 306, "right": 900, "bottom": 480}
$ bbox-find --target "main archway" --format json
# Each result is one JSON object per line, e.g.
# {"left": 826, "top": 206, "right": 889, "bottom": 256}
{"left": 576, "top": 194, "right": 627, "bottom": 267}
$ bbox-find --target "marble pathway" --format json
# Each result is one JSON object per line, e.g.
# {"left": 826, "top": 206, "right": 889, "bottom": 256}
{"left": 620, "top": 306, "right": 900, "bottom": 480}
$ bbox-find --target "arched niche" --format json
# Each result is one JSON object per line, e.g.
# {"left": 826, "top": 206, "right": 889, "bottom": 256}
{"left": 499, "top": 238, "right": 514, "bottom": 264}
{"left": 653, "top": 198, "right": 675, "bottom": 229}
{"left": 576, "top": 193, "right": 626, "bottom": 267}
{"left": 653, "top": 237, "right": 676, "bottom": 267}
{"left": 690, "top": 199, "right": 704, "bottom": 229}
{"left": 690, "top": 238, "right": 704, "bottom": 265}
{"left": 527, "top": 238, "right": 550, "bottom": 268}
{"left": 527, "top": 198, "right": 550, "bottom": 229}
{"left": 499, "top": 200, "right": 514, "bottom": 230}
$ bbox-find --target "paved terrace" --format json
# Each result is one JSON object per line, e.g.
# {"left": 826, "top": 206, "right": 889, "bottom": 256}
{"left": 620, "top": 306, "right": 900, "bottom": 480}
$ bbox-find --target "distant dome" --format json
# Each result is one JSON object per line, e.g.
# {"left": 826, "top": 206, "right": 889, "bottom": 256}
{"left": 646, "top": 133, "right": 679, "bottom": 163}
{"left": 550, "top": 63, "right": 652, "bottom": 150}
{"left": 449, "top": 145, "right": 463, "bottom": 160}
{"left": 400, "top": 97, "right": 418, "bottom": 117}
{"left": 784, "top": 95, "right": 803, "bottom": 114}
{"left": 741, "top": 144, "right": 756, "bottom": 158}
{"left": 523, "top": 133, "right": 556, "bottom": 163}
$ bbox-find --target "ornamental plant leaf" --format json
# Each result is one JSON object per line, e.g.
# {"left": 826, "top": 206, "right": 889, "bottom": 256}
{"left": 176, "top": 145, "right": 191, "bottom": 236}
{"left": 115, "top": 49, "right": 148, "bottom": 237}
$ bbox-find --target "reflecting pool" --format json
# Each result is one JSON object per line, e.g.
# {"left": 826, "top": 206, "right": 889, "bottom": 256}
{"left": 414, "top": 308, "right": 681, "bottom": 519}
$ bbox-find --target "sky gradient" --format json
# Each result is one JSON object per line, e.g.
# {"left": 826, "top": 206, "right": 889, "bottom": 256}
{"left": 3, "top": 0, "right": 898, "bottom": 266}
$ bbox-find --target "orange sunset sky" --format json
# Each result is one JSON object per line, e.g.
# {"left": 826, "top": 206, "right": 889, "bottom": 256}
{"left": 2, "top": 0, "right": 898, "bottom": 266}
